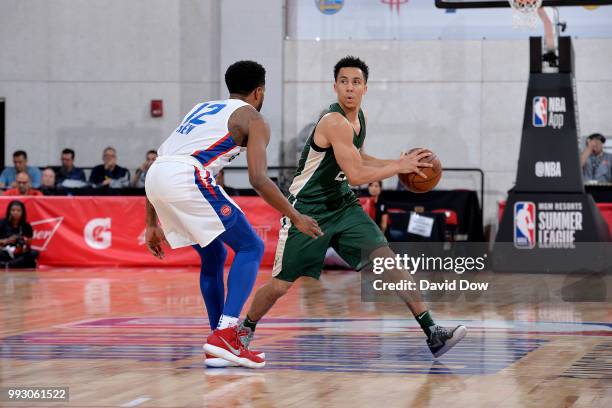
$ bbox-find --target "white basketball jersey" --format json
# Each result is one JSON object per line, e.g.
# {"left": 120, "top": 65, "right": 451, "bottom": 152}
{"left": 157, "top": 98, "right": 250, "bottom": 175}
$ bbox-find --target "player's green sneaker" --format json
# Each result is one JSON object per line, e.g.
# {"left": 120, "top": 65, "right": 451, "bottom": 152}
{"left": 427, "top": 325, "right": 467, "bottom": 358}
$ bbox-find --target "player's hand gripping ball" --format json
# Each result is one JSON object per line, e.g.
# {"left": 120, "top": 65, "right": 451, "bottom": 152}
{"left": 398, "top": 148, "right": 442, "bottom": 193}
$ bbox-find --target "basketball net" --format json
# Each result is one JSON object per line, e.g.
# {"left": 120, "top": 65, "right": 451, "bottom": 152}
{"left": 508, "top": 0, "right": 543, "bottom": 29}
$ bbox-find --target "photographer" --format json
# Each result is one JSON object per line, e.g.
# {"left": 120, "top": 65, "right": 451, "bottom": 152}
{"left": 0, "top": 200, "right": 38, "bottom": 268}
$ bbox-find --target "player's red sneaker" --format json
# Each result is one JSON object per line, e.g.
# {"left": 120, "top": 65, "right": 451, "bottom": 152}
{"left": 204, "top": 351, "right": 266, "bottom": 368}
{"left": 204, "top": 352, "right": 233, "bottom": 368}
{"left": 203, "top": 327, "right": 265, "bottom": 369}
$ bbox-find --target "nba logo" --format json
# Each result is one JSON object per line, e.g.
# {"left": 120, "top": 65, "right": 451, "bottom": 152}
{"left": 514, "top": 202, "right": 536, "bottom": 249}
{"left": 532, "top": 97, "right": 548, "bottom": 127}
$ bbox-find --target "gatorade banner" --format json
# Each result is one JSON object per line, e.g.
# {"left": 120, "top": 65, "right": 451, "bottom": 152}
{"left": 0, "top": 196, "right": 373, "bottom": 267}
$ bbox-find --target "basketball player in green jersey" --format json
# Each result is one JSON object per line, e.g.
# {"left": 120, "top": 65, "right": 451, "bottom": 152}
{"left": 240, "top": 56, "right": 466, "bottom": 359}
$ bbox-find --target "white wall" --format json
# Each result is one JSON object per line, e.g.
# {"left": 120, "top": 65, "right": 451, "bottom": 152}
{"left": 0, "top": 0, "right": 221, "bottom": 169}
{"left": 0, "top": 0, "right": 284, "bottom": 189}
{"left": 283, "top": 38, "right": 612, "bottom": 231}
{"left": 218, "top": 0, "right": 284, "bottom": 167}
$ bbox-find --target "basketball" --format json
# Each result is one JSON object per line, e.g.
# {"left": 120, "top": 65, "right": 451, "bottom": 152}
{"left": 398, "top": 148, "right": 442, "bottom": 193}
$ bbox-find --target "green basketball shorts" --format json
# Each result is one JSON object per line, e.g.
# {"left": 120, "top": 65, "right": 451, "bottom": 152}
{"left": 272, "top": 198, "right": 388, "bottom": 282}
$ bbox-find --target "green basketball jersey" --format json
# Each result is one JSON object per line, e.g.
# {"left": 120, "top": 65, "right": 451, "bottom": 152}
{"left": 288, "top": 103, "right": 366, "bottom": 204}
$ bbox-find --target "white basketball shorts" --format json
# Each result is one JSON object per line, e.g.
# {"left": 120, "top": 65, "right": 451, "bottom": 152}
{"left": 145, "top": 156, "right": 243, "bottom": 249}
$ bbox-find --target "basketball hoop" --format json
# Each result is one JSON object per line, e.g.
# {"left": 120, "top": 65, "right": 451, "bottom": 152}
{"left": 508, "top": 0, "right": 543, "bottom": 29}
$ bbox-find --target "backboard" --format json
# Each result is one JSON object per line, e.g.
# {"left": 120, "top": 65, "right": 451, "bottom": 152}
{"left": 435, "top": 0, "right": 612, "bottom": 8}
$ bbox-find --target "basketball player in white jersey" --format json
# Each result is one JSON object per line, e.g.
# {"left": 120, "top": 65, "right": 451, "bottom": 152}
{"left": 145, "top": 61, "right": 322, "bottom": 369}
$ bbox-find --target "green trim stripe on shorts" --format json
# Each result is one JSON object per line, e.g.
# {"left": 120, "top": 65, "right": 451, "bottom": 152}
{"left": 272, "top": 216, "right": 292, "bottom": 278}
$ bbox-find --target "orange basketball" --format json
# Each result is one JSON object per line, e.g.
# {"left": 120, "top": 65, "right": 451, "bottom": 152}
{"left": 398, "top": 148, "right": 442, "bottom": 193}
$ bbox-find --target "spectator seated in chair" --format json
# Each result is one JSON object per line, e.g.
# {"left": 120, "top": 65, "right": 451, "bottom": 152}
{"left": 0, "top": 150, "right": 42, "bottom": 189}
{"left": 0, "top": 200, "right": 38, "bottom": 268}
{"left": 57, "top": 148, "right": 87, "bottom": 188}
{"left": 40, "top": 167, "right": 65, "bottom": 196}
{"left": 3, "top": 172, "right": 43, "bottom": 196}
{"left": 90, "top": 146, "right": 130, "bottom": 188}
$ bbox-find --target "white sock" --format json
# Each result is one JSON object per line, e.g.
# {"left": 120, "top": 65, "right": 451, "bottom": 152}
{"left": 217, "top": 315, "right": 239, "bottom": 330}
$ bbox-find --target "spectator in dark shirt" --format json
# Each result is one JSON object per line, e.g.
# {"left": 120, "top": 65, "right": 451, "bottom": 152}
{"left": 90, "top": 146, "right": 130, "bottom": 188}
{"left": 57, "top": 148, "right": 87, "bottom": 187}
{"left": 0, "top": 150, "right": 42, "bottom": 188}
{"left": 3, "top": 172, "right": 43, "bottom": 196}
{"left": 0, "top": 200, "right": 38, "bottom": 268}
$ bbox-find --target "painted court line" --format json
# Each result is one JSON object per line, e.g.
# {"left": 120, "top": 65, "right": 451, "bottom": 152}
{"left": 120, "top": 396, "right": 151, "bottom": 407}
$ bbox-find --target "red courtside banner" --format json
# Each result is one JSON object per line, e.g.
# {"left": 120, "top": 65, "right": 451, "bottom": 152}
{"left": 0, "top": 196, "right": 374, "bottom": 267}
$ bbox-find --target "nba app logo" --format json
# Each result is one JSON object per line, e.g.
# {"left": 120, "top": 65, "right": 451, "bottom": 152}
{"left": 514, "top": 202, "right": 536, "bottom": 249}
{"left": 532, "top": 97, "right": 548, "bottom": 127}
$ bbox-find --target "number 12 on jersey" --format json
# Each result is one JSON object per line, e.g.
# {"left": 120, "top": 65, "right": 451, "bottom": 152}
{"left": 176, "top": 103, "right": 226, "bottom": 135}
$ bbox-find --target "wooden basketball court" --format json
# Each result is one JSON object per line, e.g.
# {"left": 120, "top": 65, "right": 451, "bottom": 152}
{"left": 1, "top": 267, "right": 610, "bottom": 407}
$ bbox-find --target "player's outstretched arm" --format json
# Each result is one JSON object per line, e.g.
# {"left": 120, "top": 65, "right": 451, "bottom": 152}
{"left": 242, "top": 111, "right": 323, "bottom": 239}
{"left": 320, "top": 114, "right": 432, "bottom": 185}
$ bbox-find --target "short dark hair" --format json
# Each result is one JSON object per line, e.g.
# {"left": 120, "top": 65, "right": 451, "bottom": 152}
{"left": 62, "top": 148, "right": 75, "bottom": 159}
{"left": 225, "top": 60, "right": 266, "bottom": 95}
{"left": 587, "top": 133, "right": 606, "bottom": 144}
{"left": 334, "top": 56, "right": 369, "bottom": 83}
{"left": 146, "top": 150, "right": 157, "bottom": 156}
{"left": 13, "top": 150, "right": 27, "bottom": 159}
